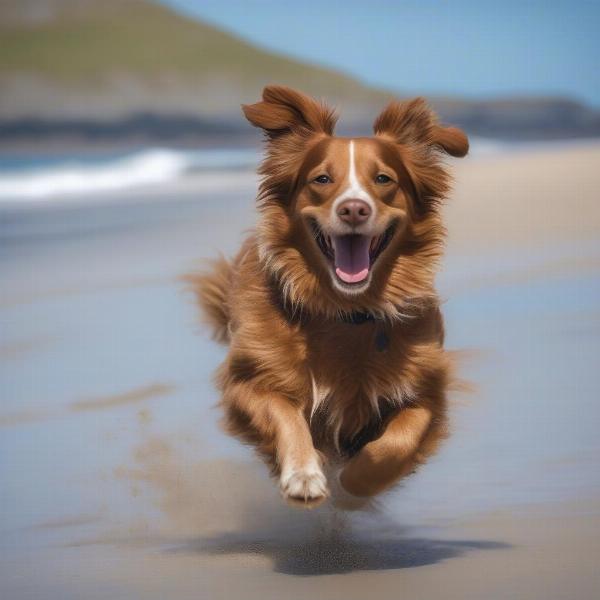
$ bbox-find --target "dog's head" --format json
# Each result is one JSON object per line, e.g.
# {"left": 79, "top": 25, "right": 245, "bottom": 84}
{"left": 243, "top": 86, "right": 468, "bottom": 317}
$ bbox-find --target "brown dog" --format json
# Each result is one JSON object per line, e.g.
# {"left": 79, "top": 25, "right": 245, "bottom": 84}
{"left": 190, "top": 86, "right": 468, "bottom": 508}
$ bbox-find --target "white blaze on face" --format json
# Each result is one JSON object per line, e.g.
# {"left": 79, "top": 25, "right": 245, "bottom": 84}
{"left": 331, "top": 140, "right": 375, "bottom": 220}
{"left": 328, "top": 140, "right": 377, "bottom": 290}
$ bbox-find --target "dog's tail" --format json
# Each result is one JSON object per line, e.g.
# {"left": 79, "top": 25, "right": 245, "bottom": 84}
{"left": 185, "top": 256, "right": 234, "bottom": 344}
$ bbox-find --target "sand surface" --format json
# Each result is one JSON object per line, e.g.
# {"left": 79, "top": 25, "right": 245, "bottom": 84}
{"left": 1, "top": 142, "right": 599, "bottom": 598}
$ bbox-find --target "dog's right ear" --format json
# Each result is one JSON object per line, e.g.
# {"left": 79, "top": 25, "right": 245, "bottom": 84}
{"left": 242, "top": 86, "right": 337, "bottom": 138}
{"left": 374, "top": 98, "right": 469, "bottom": 158}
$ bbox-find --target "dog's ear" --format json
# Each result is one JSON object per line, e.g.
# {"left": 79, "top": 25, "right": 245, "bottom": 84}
{"left": 242, "top": 85, "right": 337, "bottom": 138}
{"left": 373, "top": 98, "right": 469, "bottom": 158}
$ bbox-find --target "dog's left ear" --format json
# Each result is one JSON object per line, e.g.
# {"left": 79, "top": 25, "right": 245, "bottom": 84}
{"left": 373, "top": 98, "right": 469, "bottom": 158}
{"left": 242, "top": 85, "right": 337, "bottom": 139}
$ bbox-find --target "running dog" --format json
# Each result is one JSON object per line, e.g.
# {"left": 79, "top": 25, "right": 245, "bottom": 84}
{"left": 190, "top": 86, "right": 468, "bottom": 507}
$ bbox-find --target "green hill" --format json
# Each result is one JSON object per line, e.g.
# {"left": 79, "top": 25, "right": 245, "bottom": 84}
{"left": 0, "top": 0, "right": 392, "bottom": 122}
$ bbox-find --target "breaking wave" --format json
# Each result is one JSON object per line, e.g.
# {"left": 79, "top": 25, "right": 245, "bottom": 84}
{"left": 0, "top": 147, "right": 258, "bottom": 201}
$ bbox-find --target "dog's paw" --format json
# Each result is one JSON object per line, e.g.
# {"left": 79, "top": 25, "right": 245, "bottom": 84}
{"left": 279, "top": 464, "right": 329, "bottom": 508}
{"left": 327, "top": 468, "right": 374, "bottom": 511}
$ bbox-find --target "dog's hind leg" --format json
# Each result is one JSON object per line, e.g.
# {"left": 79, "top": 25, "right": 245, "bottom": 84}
{"left": 222, "top": 385, "right": 329, "bottom": 508}
{"left": 339, "top": 400, "right": 447, "bottom": 497}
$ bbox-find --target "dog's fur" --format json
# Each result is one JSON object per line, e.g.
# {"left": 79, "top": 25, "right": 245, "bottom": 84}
{"left": 189, "top": 86, "right": 468, "bottom": 507}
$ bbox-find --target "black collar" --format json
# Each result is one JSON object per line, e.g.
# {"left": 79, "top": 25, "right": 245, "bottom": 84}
{"left": 269, "top": 276, "right": 388, "bottom": 327}
{"left": 339, "top": 311, "right": 378, "bottom": 325}
{"left": 341, "top": 311, "right": 390, "bottom": 351}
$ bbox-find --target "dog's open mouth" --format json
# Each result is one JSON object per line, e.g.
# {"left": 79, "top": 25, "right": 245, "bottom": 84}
{"left": 312, "top": 222, "right": 395, "bottom": 285}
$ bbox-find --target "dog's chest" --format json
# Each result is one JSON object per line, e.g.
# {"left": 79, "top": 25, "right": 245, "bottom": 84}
{"left": 303, "top": 321, "right": 403, "bottom": 405}
{"left": 295, "top": 313, "right": 442, "bottom": 455}
{"left": 302, "top": 322, "right": 403, "bottom": 454}
{"left": 308, "top": 317, "right": 373, "bottom": 356}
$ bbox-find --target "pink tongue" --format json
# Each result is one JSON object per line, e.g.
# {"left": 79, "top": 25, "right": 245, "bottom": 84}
{"left": 332, "top": 235, "right": 370, "bottom": 283}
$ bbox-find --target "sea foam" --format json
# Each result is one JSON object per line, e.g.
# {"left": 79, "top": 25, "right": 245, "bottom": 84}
{"left": 0, "top": 147, "right": 258, "bottom": 201}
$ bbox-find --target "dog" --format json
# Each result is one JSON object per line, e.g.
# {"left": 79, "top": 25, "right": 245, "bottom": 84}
{"left": 190, "top": 86, "right": 468, "bottom": 508}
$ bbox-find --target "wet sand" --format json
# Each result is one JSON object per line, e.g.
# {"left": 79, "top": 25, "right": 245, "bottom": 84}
{"left": 1, "top": 142, "right": 599, "bottom": 598}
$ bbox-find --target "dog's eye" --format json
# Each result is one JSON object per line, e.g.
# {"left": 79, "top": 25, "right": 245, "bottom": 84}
{"left": 313, "top": 174, "right": 332, "bottom": 184}
{"left": 375, "top": 174, "right": 392, "bottom": 184}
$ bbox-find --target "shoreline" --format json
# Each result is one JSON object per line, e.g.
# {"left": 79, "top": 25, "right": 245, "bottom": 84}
{"left": 1, "top": 138, "right": 599, "bottom": 210}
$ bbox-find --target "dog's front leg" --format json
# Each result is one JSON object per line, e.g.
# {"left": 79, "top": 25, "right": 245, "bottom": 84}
{"left": 339, "top": 402, "right": 445, "bottom": 497}
{"left": 223, "top": 385, "right": 328, "bottom": 507}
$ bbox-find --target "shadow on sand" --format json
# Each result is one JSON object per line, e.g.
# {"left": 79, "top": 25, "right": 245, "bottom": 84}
{"left": 170, "top": 531, "right": 510, "bottom": 576}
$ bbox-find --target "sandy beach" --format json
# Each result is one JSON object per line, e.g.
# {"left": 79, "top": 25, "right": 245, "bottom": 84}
{"left": 1, "top": 141, "right": 599, "bottom": 599}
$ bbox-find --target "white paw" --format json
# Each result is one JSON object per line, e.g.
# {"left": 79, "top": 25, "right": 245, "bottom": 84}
{"left": 279, "top": 463, "right": 329, "bottom": 508}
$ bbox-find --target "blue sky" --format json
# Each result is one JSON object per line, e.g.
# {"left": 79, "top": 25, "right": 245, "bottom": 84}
{"left": 160, "top": 0, "right": 600, "bottom": 106}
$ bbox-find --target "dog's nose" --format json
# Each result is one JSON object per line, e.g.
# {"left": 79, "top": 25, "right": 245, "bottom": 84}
{"left": 336, "top": 199, "right": 372, "bottom": 226}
